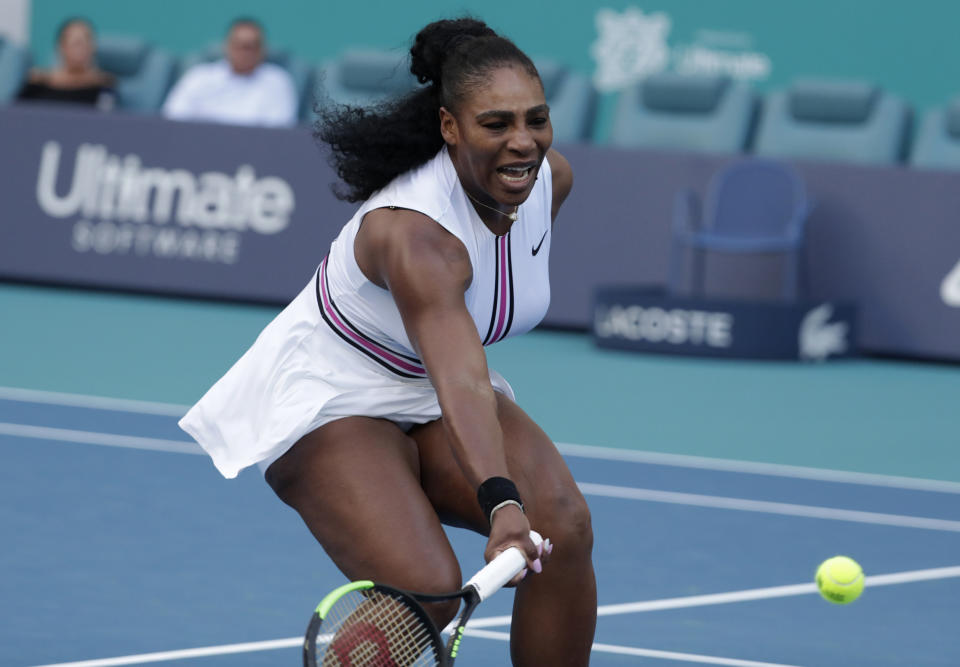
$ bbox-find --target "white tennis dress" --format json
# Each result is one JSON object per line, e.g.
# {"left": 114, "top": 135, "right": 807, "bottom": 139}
{"left": 179, "top": 146, "right": 553, "bottom": 478}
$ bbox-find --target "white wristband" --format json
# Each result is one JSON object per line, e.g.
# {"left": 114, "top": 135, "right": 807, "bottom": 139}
{"left": 489, "top": 499, "right": 524, "bottom": 524}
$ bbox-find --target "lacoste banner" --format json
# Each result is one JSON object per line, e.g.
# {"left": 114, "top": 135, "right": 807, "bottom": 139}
{"left": 0, "top": 104, "right": 356, "bottom": 303}
{"left": 592, "top": 287, "right": 857, "bottom": 361}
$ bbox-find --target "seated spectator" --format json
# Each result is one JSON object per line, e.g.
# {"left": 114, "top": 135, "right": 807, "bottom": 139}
{"left": 18, "top": 17, "right": 116, "bottom": 109}
{"left": 163, "top": 18, "right": 297, "bottom": 127}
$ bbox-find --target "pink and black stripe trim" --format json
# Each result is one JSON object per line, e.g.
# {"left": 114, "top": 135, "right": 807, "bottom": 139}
{"left": 482, "top": 232, "right": 515, "bottom": 346}
{"left": 315, "top": 257, "right": 428, "bottom": 379}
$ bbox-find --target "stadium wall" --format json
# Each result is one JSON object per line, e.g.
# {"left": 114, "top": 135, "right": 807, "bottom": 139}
{"left": 25, "top": 1, "right": 960, "bottom": 141}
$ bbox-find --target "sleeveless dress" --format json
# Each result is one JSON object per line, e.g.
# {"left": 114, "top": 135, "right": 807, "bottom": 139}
{"left": 179, "top": 146, "right": 553, "bottom": 478}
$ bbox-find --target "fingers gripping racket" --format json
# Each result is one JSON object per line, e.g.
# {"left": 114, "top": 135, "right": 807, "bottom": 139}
{"left": 304, "top": 531, "right": 543, "bottom": 666}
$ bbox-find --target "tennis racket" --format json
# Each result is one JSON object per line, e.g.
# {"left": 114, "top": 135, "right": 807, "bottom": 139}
{"left": 303, "top": 530, "right": 543, "bottom": 666}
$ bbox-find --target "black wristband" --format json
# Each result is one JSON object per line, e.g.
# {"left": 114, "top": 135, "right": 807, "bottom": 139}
{"left": 477, "top": 476, "right": 523, "bottom": 524}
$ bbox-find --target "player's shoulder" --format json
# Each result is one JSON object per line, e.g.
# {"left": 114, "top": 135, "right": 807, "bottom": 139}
{"left": 546, "top": 148, "right": 573, "bottom": 210}
{"left": 364, "top": 205, "right": 472, "bottom": 289}
{"left": 546, "top": 149, "right": 572, "bottom": 190}
{"left": 369, "top": 148, "right": 451, "bottom": 222}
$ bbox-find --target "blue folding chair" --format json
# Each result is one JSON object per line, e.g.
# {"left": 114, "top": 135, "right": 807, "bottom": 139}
{"left": 670, "top": 159, "right": 811, "bottom": 301}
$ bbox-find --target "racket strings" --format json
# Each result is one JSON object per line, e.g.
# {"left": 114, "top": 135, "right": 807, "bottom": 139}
{"left": 318, "top": 590, "right": 440, "bottom": 666}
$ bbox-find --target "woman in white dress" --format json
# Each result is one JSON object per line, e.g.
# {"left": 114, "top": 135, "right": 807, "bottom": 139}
{"left": 180, "top": 17, "right": 596, "bottom": 665}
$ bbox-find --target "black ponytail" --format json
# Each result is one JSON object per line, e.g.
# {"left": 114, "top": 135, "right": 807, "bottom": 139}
{"left": 315, "top": 17, "right": 540, "bottom": 202}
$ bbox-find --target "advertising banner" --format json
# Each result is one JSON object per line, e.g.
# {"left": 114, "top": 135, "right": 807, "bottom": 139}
{"left": 593, "top": 286, "right": 857, "bottom": 361}
{"left": 1, "top": 107, "right": 959, "bottom": 361}
{"left": 0, "top": 104, "right": 354, "bottom": 303}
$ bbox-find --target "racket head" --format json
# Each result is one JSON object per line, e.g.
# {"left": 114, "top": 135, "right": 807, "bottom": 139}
{"left": 304, "top": 580, "right": 447, "bottom": 667}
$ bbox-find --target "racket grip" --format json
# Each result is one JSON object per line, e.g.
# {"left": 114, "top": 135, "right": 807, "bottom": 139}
{"left": 465, "top": 530, "right": 543, "bottom": 601}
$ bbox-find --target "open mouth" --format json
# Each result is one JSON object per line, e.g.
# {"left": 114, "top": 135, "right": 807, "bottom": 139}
{"left": 496, "top": 164, "right": 536, "bottom": 186}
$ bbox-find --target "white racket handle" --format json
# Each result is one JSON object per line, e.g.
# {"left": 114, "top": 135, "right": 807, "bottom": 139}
{"left": 465, "top": 530, "right": 543, "bottom": 601}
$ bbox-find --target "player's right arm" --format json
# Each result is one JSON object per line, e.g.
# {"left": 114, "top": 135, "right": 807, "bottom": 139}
{"left": 355, "top": 207, "right": 538, "bottom": 570}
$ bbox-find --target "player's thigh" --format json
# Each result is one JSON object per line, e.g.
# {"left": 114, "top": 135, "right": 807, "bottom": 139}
{"left": 412, "top": 393, "right": 592, "bottom": 546}
{"left": 265, "top": 416, "right": 462, "bottom": 593}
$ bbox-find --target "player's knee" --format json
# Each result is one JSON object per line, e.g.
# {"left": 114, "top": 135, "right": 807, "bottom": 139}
{"left": 263, "top": 451, "right": 303, "bottom": 508}
{"left": 536, "top": 485, "right": 593, "bottom": 559}
{"left": 423, "top": 596, "right": 461, "bottom": 630}
{"left": 404, "top": 567, "right": 462, "bottom": 629}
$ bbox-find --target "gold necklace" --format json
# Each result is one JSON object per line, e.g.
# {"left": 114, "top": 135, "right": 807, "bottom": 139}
{"left": 465, "top": 190, "right": 518, "bottom": 222}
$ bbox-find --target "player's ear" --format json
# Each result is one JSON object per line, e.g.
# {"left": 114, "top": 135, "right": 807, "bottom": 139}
{"left": 439, "top": 106, "right": 459, "bottom": 146}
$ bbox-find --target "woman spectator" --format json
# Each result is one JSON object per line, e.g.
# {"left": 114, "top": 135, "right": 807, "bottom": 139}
{"left": 18, "top": 17, "right": 115, "bottom": 109}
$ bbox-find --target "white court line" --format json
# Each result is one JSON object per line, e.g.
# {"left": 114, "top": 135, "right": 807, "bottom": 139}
{"left": 3, "top": 427, "right": 959, "bottom": 532}
{"left": 31, "top": 565, "right": 960, "bottom": 667}
{"left": 557, "top": 442, "right": 960, "bottom": 494}
{"left": 0, "top": 423, "right": 203, "bottom": 455}
{"left": 29, "top": 638, "right": 303, "bottom": 667}
{"left": 0, "top": 386, "right": 189, "bottom": 416}
{"left": 464, "top": 564, "right": 960, "bottom": 629}
{"left": 463, "top": 629, "right": 802, "bottom": 667}
{"left": 4, "top": 421, "right": 957, "bottom": 533}
{"left": 2, "top": 385, "right": 959, "bottom": 494}
{"left": 578, "top": 482, "right": 960, "bottom": 533}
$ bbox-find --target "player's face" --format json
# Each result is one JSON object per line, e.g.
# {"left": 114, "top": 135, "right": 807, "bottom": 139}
{"left": 226, "top": 24, "right": 264, "bottom": 75}
{"left": 442, "top": 65, "right": 552, "bottom": 218}
{"left": 59, "top": 22, "right": 95, "bottom": 72}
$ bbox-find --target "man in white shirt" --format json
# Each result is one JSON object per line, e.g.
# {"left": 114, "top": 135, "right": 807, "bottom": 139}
{"left": 163, "top": 18, "right": 298, "bottom": 127}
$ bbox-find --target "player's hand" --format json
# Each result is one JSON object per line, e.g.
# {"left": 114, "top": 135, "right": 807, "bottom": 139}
{"left": 484, "top": 505, "right": 544, "bottom": 586}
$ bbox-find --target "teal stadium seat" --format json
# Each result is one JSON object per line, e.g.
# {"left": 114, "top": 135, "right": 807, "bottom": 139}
{"left": 303, "top": 50, "right": 597, "bottom": 141}
{"left": 608, "top": 72, "right": 757, "bottom": 153}
{"left": 96, "top": 35, "right": 176, "bottom": 112}
{"left": 533, "top": 58, "right": 597, "bottom": 143}
{"left": 177, "top": 43, "right": 312, "bottom": 121}
{"left": 0, "top": 37, "right": 30, "bottom": 104}
{"left": 909, "top": 97, "right": 960, "bottom": 171}
{"left": 753, "top": 78, "right": 911, "bottom": 165}
{"left": 306, "top": 49, "right": 419, "bottom": 121}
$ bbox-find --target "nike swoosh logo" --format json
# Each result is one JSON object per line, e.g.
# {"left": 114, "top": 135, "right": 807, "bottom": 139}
{"left": 531, "top": 230, "right": 548, "bottom": 256}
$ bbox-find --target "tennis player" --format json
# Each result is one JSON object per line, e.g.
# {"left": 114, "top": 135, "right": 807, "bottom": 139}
{"left": 180, "top": 17, "right": 596, "bottom": 665}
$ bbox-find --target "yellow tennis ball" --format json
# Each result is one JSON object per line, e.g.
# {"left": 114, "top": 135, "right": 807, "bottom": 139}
{"left": 816, "top": 556, "right": 864, "bottom": 604}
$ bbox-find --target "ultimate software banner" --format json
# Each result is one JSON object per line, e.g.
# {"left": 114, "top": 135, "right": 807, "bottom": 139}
{"left": 0, "top": 104, "right": 354, "bottom": 303}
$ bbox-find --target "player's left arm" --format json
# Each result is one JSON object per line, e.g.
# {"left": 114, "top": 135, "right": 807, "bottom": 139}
{"left": 546, "top": 148, "right": 573, "bottom": 222}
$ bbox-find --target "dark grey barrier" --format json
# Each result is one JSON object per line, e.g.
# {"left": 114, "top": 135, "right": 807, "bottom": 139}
{"left": 1, "top": 106, "right": 958, "bottom": 361}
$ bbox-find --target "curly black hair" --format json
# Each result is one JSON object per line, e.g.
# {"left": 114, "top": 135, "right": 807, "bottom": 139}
{"left": 315, "top": 17, "right": 540, "bottom": 202}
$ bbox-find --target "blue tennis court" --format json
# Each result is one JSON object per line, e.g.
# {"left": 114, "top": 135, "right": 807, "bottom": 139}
{"left": 2, "top": 283, "right": 959, "bottom": 666}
